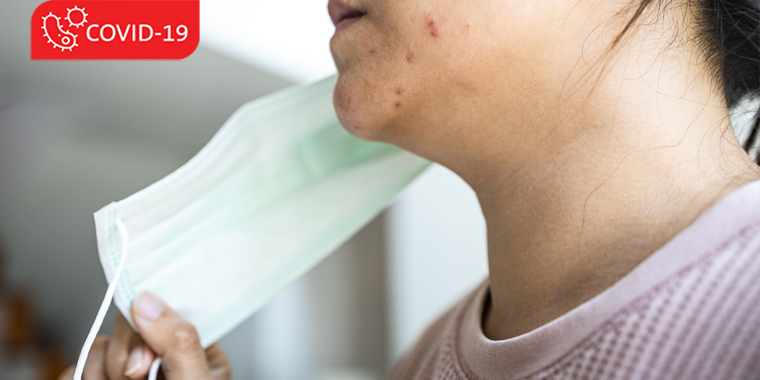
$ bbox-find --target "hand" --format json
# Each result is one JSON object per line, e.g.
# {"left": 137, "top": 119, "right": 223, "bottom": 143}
{"left": 59, "top": 292, "right": 230, "bottom": 380}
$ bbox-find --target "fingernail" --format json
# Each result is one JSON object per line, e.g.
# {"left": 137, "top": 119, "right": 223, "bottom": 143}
{"left": 135, "top": 292, "right": 164, "bottom": 322}
{"left": 124, "top": 346, "right": 144, "bottom": 376}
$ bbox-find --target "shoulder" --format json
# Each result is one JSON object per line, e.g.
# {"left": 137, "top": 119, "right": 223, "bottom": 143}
{"left": 532, "top": 210, "right": 760, "bottom": 380}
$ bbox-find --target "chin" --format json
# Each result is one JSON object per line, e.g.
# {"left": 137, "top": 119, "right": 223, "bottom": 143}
{"left": 333, "top": 73, "right": 393, "bottom": 142}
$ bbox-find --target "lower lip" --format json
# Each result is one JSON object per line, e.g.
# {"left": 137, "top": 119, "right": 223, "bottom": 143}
{"left": 334, "top": 15, "right": 363, "bottom": 33}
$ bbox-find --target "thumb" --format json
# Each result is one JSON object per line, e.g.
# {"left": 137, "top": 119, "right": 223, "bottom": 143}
{"left": 131, "top": 292, "right": 210, "bottom": 380}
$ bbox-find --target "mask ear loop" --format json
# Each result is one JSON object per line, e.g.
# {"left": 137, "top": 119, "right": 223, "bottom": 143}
{"left": 149, "top": 356, "right": 163, "bottom": 379}
{"left": 73, "top": 219, "right": 162, "bottom": 380}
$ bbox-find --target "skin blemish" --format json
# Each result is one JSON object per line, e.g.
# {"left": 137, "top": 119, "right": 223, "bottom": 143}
{"left": 395, "top": 87, "right": 404, "bottom": 95}
{"left": 425, "top": 15, "right": 439, "bottom": 38}
{"left": 406, "top": 52, "right": 415, "bottom": 63}
{"left": 465, "top": 23, "right": 470, "bottom": 29}
{"left": 395, "top": 102, "right": 402, "bottom": 108}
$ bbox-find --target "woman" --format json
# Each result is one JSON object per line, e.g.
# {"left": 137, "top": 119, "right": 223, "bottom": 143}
{"left": 61, "top": 0, "right": 760, "bottom": 379}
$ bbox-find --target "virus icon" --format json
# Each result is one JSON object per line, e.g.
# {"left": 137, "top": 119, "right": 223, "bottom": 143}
{"left": 65, "top": 6, "right": 88, "bottom": 28}
{"left": 41, "top": 12, "right": 78, "bottom": 52}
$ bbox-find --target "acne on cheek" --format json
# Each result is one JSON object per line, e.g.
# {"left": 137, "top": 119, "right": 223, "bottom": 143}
{"left": 396, "top": 51, "right": 412, "bottom": 108}
{"left": 425, "top": 15, "right": 439, "bottom": 38}
{"left": 422, "top": 14, "right": 471, "bottom": 41}
{"left": 393, "top": 87, "right": 404, "bottom": 108}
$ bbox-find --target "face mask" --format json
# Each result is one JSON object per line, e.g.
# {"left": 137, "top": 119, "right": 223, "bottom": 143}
{"left": 73, "top": 75, "right": 430, "bottom": 380}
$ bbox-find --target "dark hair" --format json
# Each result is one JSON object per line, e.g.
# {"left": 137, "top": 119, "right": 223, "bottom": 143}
{"left": 618, "top": 0, "right": 760, "bottom": 164}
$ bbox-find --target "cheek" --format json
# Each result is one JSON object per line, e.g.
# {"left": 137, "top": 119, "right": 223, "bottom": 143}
{"left": 331, "top": 7, "right": 475, "bottom": 142}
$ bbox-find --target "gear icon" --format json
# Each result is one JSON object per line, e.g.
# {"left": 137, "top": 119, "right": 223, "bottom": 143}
{"left": 65, "top": 6, "right": 88, "bottom": 28}
{"left": 41, "top": 12, "right": 78, "bottom": 52}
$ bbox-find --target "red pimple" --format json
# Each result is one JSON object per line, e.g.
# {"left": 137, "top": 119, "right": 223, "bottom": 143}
{"left": 395, "top": 87, "right": 404, "bottom": 95}
{"left": 395, "top": 102, "right": 401, "bottom": 108}
{"left": 425, "top": 15, "right": 439, "bottom": 38}
{"left": 406, "top": 52, "right": 415, "bottom": 63}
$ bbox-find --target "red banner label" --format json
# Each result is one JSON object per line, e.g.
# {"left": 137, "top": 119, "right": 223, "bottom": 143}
{"left": 31, "top": 0, "right": 199, "bottom": 60}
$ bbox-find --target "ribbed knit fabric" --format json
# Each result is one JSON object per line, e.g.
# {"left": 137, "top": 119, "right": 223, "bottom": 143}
{"left": 388, "top": 180, "right": 760, "bottom": 380}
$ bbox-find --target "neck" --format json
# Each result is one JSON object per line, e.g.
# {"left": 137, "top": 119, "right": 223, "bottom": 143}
{"left": 382, "top": 6, "right": 760, "bottom": 339}
{"left": 462, "top": 60, "right": 759, "bottom": 341}
{"left": 480, "top": 141, "right": 756, "bottom": 340}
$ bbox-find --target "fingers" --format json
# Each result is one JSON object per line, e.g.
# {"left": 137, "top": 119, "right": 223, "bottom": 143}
{"left": 105, "top": 313, "right": 131, "bottom": 380}
{"left": 58, "top": 294, "right": 227, "bottom": 380}
{"left": 58, "top": 366, "right": 74, "bottom": 380}
{"left": 82, "top": 335, "right": 108, "bottom": 379}
{"left": 124, "top": 344, "right": 157, "bottom": 379}
{"left": 59, "top": 333, "right": 128, "bottom": 380}
{"left": 105, "top": 313, "right": 137, "bottom": 380}
{"left": 131, "top": 292, "right": 209, "bottom": 379}
{"left": 204, "top": 344, "right": 231, "bottom": 380}
{"left": 104, "top": 313, "right": 131, "bottom": 379}
{"left": 105, "top": 313, "right": 153, "bottom": 379}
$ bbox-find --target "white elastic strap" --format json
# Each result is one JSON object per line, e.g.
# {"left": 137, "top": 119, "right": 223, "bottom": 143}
{"left": 149, "top": 357, "right": 163, "bottom": 380}
{"left": 73, "top": 220, "right": 162, "bottom": 380}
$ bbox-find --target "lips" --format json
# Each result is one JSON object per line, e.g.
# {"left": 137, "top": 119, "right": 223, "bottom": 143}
{"left": 327, "top": 0, "right": 366, "bottom": 30}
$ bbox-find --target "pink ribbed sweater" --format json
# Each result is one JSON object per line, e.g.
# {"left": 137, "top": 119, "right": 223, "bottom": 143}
{"left": 389, "top": 180, "right": 760, "bottom": 380}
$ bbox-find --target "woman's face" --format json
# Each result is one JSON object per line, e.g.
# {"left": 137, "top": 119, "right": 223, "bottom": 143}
{"left": 328, "top": 0, "right": 584, "bottom": 156}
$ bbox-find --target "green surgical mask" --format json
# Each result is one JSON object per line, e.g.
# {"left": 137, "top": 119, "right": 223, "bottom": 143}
{"left": 73, "top": 75, "right": 430, "bottom": 380}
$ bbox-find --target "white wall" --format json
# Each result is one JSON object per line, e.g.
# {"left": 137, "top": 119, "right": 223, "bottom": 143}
{"left": 385, "top": 164, "right": 489, "bottom": 362}
{"left": 200, "top": 0, "right": 336, "bottom": 84}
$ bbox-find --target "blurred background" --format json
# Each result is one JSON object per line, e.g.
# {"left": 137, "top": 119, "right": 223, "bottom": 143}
{"left": 0, "top": 0, "right": 489, "bottom": 379}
